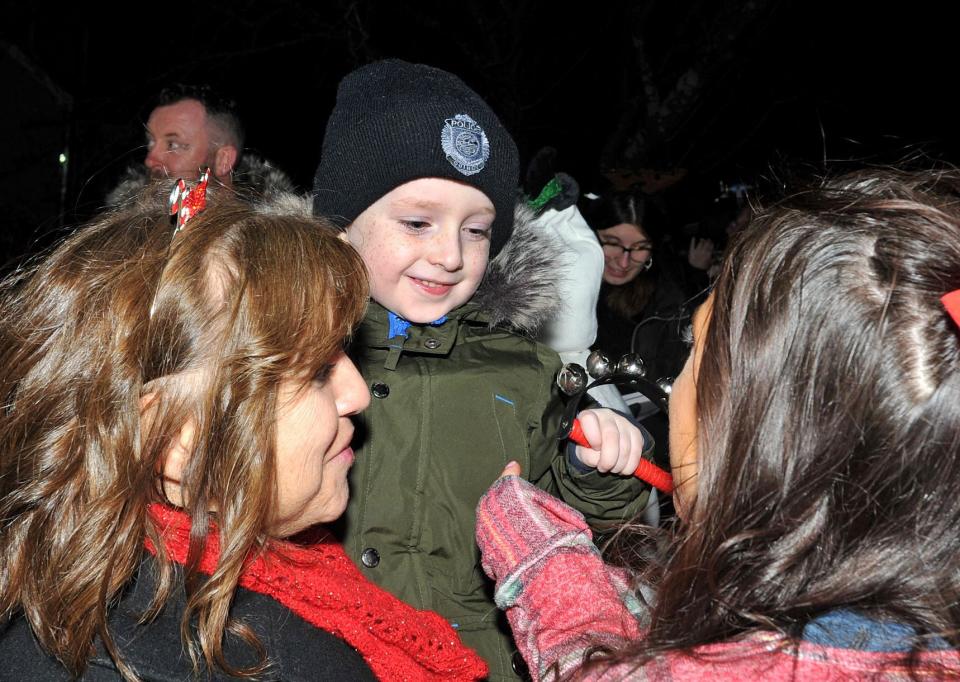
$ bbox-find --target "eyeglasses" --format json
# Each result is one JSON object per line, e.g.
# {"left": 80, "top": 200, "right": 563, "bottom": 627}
{"left": 600, "top": 240, "right": 653, "bottom": 263}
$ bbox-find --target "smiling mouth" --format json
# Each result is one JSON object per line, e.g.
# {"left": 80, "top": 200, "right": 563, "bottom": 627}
{"left": 410, "top": 276, "right": 455, "bottom": 295}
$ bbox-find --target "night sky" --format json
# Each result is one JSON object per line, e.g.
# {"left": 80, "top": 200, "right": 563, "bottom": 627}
{"left": 2, "top": 0, "right": 956, "bottom": 262}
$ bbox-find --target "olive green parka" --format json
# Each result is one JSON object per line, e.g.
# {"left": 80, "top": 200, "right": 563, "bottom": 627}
{"left": 335, "top": 206, "right": 650, "bottom": 680}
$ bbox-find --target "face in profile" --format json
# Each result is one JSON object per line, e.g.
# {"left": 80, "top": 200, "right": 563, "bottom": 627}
{"left": 597, "top": 222, "right": 652, "bottom": 286}
{"left": 345, "top": 178, "right": 494, "bottom": 323}
{"left": 144, "top": 99, "right": 217, "bottom": 180}
{"left": 668, "top": 293, "right": 712, "bottom": 517}
{"left": 270, "top": 352, "right": 371, "bottom": 536}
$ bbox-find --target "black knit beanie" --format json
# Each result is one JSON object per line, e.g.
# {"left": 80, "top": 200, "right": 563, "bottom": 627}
{"left": 312, "top": 59, "right": 519, "bottom": 258}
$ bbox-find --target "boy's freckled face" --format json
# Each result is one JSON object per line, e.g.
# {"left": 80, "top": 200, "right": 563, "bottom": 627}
{"left": 345, "top": 178, "right": 494, "bottom": 323}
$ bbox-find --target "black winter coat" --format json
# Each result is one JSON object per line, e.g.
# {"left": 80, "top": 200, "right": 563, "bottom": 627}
{"left": 0, "top": 555, "right": 375, "bottom": 681}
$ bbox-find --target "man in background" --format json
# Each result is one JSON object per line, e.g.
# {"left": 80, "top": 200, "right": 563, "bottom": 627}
{"left": 144, "top": 83, "right": 242, "bottom": 186}
{"left": 107, "top": 83, "right": 294, "bottom": 205}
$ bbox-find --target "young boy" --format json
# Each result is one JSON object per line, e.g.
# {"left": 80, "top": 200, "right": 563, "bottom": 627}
{"left": 312, "top": 59, "right": 651, "bottom": 680}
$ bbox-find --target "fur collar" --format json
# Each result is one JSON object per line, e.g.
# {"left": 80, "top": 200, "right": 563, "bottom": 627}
{"left": 105, "top": 154, "right": 297, "bottom": 207}
{"left": 472, "top": 202, "right": 565, "bottom": 335}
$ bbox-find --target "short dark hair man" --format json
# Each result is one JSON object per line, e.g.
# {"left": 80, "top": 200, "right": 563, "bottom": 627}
{"left": 144, "top": 84, "right": 244, "bottom": 187}
{"left": 107, "top": 83, "right": 293, "bottom": 207}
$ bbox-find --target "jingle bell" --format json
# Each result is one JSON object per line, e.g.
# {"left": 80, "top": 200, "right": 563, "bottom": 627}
{"left": 556, "top": 363, "right": 588, "bottom": 395}
{"left": 585, "top": 350, "right": 612, "bottom": 379}
{"left": 655, "top": 377, "right": 674, "bottom": 398}
{"left": 616, "top": 353, "right": 647, "bottom": 377}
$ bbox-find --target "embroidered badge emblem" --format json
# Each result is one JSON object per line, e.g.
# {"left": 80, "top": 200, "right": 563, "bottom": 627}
{"left": 441, "top": 114, "right": 490, "bottom": 176}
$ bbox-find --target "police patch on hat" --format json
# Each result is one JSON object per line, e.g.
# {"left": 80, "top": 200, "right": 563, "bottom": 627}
{"left": 441, "top": 114, "right": 490, "bottom": 176}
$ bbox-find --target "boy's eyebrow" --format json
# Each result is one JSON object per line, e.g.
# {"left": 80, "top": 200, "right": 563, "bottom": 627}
{"left": 393, "top": 198, "right": 495, "bottom": 215}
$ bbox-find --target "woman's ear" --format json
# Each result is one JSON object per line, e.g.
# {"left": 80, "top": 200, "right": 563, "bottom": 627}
{"left": 139, "top": 391, "right": 159, "bottom": 441}
{"left": 162, "top": 420, "right": 195, "bottom": 482}
{"left": 140, "top": 392, "right": 194, "bottom": 506}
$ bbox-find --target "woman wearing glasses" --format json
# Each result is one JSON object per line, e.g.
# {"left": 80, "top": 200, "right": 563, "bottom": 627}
{"left": 579, "top": 191, "right": 692, "bottom": 384}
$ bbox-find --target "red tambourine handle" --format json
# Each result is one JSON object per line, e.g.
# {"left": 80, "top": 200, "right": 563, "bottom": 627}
{"left": 569, "top": 418, "right": 674, "bottom": 494}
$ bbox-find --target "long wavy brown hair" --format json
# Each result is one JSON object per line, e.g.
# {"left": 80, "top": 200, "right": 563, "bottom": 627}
{"left": 0, "top": 185, "right": 368, "bottom": 679}
{"left": 596, "top": 168, "right": 960, "bottom": 676}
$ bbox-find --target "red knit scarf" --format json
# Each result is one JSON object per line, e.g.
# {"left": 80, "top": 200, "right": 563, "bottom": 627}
{"left": 145, "top": 504, "right": 488, "bottom": 681}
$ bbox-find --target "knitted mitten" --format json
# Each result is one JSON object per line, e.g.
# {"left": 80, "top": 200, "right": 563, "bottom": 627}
{"left": 476, "top": 475, "right": 596, "bottom": 607}
{"left": 476, "top": 476, "right": 646, "bottom": 681}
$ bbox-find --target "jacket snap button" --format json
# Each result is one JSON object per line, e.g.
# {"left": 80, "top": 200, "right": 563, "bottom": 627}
{"left": 361, "top": 547, "right": 380, "bottom": 568}
{"left": 424, "top": 338, "right": 441, "bottom": 350}
{"left": 511, "top": 650, "right": 530, "bottom": 679}
{"left": 371, "top": 382, "right": 390, "bottom": 399}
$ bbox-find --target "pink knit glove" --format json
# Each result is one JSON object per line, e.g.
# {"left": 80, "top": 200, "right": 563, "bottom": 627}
{"left": 476, "top": 475, "right": 595, "bottom": 602}
{"left": 477, "top": 476, "right": 648, "bottom": 682}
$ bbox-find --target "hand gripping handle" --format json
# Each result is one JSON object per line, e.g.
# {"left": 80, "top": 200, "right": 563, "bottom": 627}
{"left": 569, "top": 418, "right": 674, "bottom": 494}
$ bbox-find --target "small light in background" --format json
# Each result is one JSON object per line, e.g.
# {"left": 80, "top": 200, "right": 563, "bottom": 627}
{"left": 58, "top": 153, "right": 67, "bottom": 164}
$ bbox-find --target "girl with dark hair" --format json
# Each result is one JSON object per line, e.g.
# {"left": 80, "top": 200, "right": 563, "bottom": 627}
{"left": 478, "top": 168, "right": 960, "bottom": 680}
{"left": 0, "top": 185, "right": 487, "bottom": 681}
{"left": 578, "top": 191, "right": 692, "bottom": 383}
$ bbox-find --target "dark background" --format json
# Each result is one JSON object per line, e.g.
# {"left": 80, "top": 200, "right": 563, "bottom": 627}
{"left": 2, "top": 0, "right": 956, "bottom": 265}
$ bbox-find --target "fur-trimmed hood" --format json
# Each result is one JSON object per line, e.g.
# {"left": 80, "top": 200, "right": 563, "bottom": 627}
{"left": 106, "top": 174, "right": 568, "bottom": 339}
{"left": 104, "top": 154, "right": 297, "bottom": 207}
{"left": 472, "top": 201, "right": 567, "bottom": 335}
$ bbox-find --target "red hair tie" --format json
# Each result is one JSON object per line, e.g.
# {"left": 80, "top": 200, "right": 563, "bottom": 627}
{"left": 944, "top": 289, "right": 960, "bottom": 328}
{"left": 168, "top": 167, "right": 211, "bottom": 233}
{"left": 151, "top": 169, "right": 212, "bottom": 319}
